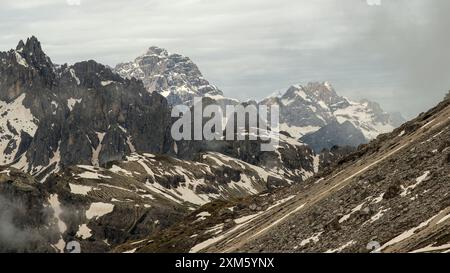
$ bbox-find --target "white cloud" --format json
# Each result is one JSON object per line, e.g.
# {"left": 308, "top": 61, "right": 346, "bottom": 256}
{"left": 67, "top": 0, "right": 81, "bottom": 6}
{"left": 367, "top": 0, "right": 381, "bottom": 6}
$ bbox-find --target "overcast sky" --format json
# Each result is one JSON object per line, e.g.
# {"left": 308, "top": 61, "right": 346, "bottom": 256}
{"left": 1, "top": 0, "right": 449, "bottom": 118}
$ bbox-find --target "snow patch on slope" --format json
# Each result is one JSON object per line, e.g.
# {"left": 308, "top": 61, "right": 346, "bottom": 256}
{"left": 0, "top": 94, "right": 38, "bottom": 165}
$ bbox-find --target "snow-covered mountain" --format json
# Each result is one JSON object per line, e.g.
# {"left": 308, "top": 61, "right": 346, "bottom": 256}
{"left": 260, "top": 82, "right": 405, "bottom": 151}
{"left": 115, "top": 46, "right": 237, "bottom": 106}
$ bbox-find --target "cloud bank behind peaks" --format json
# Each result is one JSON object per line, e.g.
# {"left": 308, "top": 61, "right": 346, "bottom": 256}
{"left": 0, "top": 0, "right": 449, "bottom": 118}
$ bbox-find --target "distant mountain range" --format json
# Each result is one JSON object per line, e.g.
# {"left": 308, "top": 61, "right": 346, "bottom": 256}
{"left": 260, "top": 82, "right": 405, "bottom": 152}
{"left": 115, "top": 47, "right": 405, "bottom": 152}
{"left": 0, "top": 37, "right": 412, "bottom": 253}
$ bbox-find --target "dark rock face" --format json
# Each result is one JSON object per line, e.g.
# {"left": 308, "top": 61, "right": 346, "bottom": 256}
{"left": 267, "top": 176, "right": 290, "bottom": 191}
{"left": 0, "top": 37, "right": 173, "bottom": 175}
{"left": 300, "top": 121, "right": 367, "bottom": 153}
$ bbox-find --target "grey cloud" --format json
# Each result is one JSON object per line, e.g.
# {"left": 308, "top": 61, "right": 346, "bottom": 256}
{"left": 1, "top": 0, "right": 449, "bottom": 118}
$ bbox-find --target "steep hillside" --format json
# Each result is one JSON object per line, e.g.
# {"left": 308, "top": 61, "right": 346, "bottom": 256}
{"left": 120, "top": 94, "right": 449, "bottom": 253}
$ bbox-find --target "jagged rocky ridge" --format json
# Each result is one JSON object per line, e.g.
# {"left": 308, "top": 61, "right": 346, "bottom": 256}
{"left": 0, "top": 37, "right": 174, "bottom": 180}
{"left": 122, "top": 94, "right": 450, "bottom": 253}
{"left": 260, "top": 82, "right": 405, "bottom": 152}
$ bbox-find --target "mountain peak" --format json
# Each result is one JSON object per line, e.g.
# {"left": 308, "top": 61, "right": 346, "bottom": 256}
{"left": 323, "top": 81, "right": 334, "bottom": 91}
{"left": 359, "top": 98, "right": 383, "bottom": 111}
{"left": 16, "top": 36, "right": 44, "bottom": 55}
{"left": 115, "top": 45, "right": 223, "bottom": 105}
{"left": 15, "top": 36, "right": 53, "bottom": 68}
{"left": 25, "top": 35, "right": 40, "bottom": 47}
{"left": 304, "top": 81, "right": 335, "bottom": 93}
{"left": 281, "top": 82, "right": 340, "bottom": 104}
{"left": 16, "top": 40, "right": 25, "bottom": 51}
{"left": 144, "top": 46, "right": 169, "bottom": 57}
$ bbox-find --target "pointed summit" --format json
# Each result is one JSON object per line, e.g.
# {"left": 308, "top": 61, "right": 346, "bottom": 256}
{"left": 145, "top": 46, "right": 169, "bottom": 57}
{"left": 18, "top": 36, "right": 53, "bottom": 66}
{"left": 280, "top": 82, "right": 343, "bottom": 107}
{"left": 16, "top": 40, "right": 25, "bottom": 51}
{"left": 12, "top": 36, "right": 55, "bottom": 85}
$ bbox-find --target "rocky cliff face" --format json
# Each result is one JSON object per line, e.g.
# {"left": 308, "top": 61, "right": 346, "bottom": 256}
{"left": 0, "top": 37, "right": 173, "bottom": 180}
{"left": 260, "top": 82, "right": 405, "bottom": 151}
